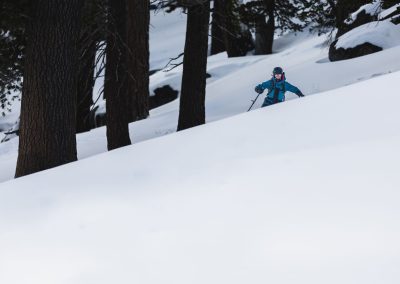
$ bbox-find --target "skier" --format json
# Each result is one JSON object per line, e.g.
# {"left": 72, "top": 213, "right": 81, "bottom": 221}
{"left": 254, "top": 67, "right": 304, "bottom": 108}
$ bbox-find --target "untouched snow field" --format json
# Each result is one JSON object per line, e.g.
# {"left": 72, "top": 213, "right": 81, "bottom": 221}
{"left": 1, "top": 70, "right": 400, "bottom": 284}
{"left": 1, "top": 7, "right": 400, "bottom": 283}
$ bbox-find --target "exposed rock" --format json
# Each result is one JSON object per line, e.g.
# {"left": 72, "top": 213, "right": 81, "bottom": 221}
{"left": 391, "top": 15, "right": 400, "bottom": 25}
{"left": 88, "top": 85, "right": 181, "bottom": 129}
{"left": 149, "top": 85, "right": 179, "bottom": 109}
{"left": 150, "top": 69, "right": 161, "bottom": 76}
{"left": 329, "top": 40, "right": 382, "bottom": 62}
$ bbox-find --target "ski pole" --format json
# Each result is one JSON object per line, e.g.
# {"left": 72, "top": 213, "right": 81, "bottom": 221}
{"left": 247, "top": 93, "right": 262, "bottom": 112}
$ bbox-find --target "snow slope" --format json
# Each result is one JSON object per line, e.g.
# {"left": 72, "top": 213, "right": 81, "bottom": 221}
{"left": 1, "top": 7, "right": 400, "bottom": 283}
{"left": 1, "top": 70, "right": 400, "bottom": 284}
{"left": 338, "top": 3, "right": 400, "bottom": 50}
{"left": 1, "top": 26, "right": 400, "bottom": 182}
{"left": 1, "top": 6, "right": 400, "bottom": 182}
{"left": 149, "top": 8, "right": 187, "bottom": 70}
{"left": 336, "top": 20, "right": 400, "bottom": 49}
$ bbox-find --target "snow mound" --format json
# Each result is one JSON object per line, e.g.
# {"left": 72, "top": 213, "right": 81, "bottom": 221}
{"left": 336, "top": 20, "right": 400, "bottom": 49}
{"left": 380, "top": 3, "right": 400, "bottom": 19}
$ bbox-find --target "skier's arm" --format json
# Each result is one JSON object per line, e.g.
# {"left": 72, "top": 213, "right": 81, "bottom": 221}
{"left": 255, "top": 80, "right": 272, "bottom": 94}
{"left": 285, "top": 82, "right": 304, "bottom": 97}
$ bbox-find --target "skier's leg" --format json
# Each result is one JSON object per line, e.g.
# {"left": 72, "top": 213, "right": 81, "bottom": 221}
{"left": 261, "top": 97, "right": 275, "bottom": 108}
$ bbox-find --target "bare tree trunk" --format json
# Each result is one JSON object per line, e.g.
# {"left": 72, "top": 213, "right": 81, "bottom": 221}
{"left": 210, "top": 0, "right": 226, "bottom": 55}
{"left": 105, "top": 0, "right": 131, "bottom": 150}
{"left": 76, "top": 44, "right": 95, "bottom": 133}
{"left": 255, "top": 0, "right": 275, "bottom": 55}
{"left": 224, "top": 0, "right": 239, "bottom": 56}
{"left": 76, "top": 0, "right": 97, "bottom": 133}
{"left": 224, "top": 0, "right": 253, "bottom": 57}
{"left": 15, "top": 0, "right": 82, "bottom": 178}
{"left": 126, "top": 0, "right": 150, "bottom": 122}
{"left": 254, "top": 17, "right": 269, "bottom": 55}
{"left": 177, "top": 1, "right": 210, "bottom": 131}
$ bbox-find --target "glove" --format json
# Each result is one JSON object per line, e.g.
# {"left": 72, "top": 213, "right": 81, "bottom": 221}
{"left": 255, "top": 86, "right": 263, "bottom": 94}
{"left": 297, "top": 92, "right": 305, "bottom": 97}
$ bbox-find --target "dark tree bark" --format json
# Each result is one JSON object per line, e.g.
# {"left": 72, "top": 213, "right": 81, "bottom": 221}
{"left": 224, "top": 0, "right": 253, "bottom": 57}
{"left": 255, "top": 0, "right": 275, "bottom": 55}
{"left": 15, "top": 0, "right": 82, "bottom": 178}
{"left": 177, "top": 1, "right": 210, "bottom": 131}
{"left": 210, "top": 0, "right": 226, "bottom": 55}
{"left": 105, "top": 0, "right": 132, "bottom": 150}
{"left": 76, "top": 44, "right": 95, "bottom": 133}
{"left": 224, "top": 0, "right": 238, "bottom": 56}
{"left": 76, "top": 0, "right": 97, "bottom": 133}
{"left": 126, "top": 0, "right": 150, "bottom": 122}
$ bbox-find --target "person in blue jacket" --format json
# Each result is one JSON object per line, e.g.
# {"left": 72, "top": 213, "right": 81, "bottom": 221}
{"left": 255, "top": 67, "right": 304, "bottom": 107}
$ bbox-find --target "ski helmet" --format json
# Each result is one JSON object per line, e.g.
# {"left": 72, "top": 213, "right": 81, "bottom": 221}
{"left": 273, "top": 67, "right": 283, "bottom": 75}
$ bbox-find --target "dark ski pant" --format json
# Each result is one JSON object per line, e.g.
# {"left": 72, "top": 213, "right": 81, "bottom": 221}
{"left": 261, "top": 97, "right": 283, "bottom": 108}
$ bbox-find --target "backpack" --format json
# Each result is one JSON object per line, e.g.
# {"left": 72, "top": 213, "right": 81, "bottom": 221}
{"left": 271, "top": 72, "right": 286, "bottom": 93}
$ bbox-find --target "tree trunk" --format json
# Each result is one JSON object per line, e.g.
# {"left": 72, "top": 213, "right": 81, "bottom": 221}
{"left": 224, "top": 0, "right": 238, "bottom": 56}
{"left": 76, "top": 0, "right": 97, "bottom": 133}
{"left": 210, "top": 0, "right": 226, "bottom": 55}
{"left": 224, "top": 0, "right": 253, "bottom": 57}
{"left": 76, "top": 44, "right": 95, "bottom": 133}
{"left": 126, "top": 0, "right": 150, "bottom": 122}
{"left": 255, "top": 0, "right": 275, "bottom": 55}
{"left": 105, "top": 0, "right": 132, "bottom": 150}
{"left": 15, "top": 0, "right": 82, "bottom": 178}
{"left": 177, "top": 1, "right": 210, "bottom": 131}
{"left": 254, "top": 17, "right": 269, "bottom": 54}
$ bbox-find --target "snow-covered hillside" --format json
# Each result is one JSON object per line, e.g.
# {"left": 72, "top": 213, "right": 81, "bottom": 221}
{"left": 0, "top": 8, "right": 399, "bottom": 183}
{"left": 1, "top": 5, "right": 400, "bottom": 284}
{"left": 1, "top": 69, "right": 400, "bottom": 284}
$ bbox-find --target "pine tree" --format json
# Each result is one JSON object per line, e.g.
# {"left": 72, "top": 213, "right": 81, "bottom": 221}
{"left": 177, "top": 0, "right": 210, "bottom": 131}
{"left": 160, "top": 0, "right": 252, "bottom": 58}
{"left": 210, "top": 0, "right": 226, "bottom": 55}
{"left": 238, "top": 0, "right": 306, "bottom": 55}
{"left": 76, "top": 0, "right": 100, "bottom": 133}
{"left": 105, "top": 0, "right": 132, "bottom": 150}
{"left": 223, "top": 0, "right": 254, "bottom": 57}
{"left": 254, "top": 0, "right": 275, "bottom": 55}
{"left": 15, "top": 0, "right": 82, "bottom": 177}
{"left": 126, "top": 0, "right": 150, "bottom": 122}
{"left": 0, "top": 0, "right": 28, "bottom": 115}
{"left": 303, "top": 0, "right": 336, "bottom": 36}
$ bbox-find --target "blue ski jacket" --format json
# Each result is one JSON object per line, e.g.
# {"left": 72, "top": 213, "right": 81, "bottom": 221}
{"left": 255, "top": 77, "right": 303, "bottom": 102}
